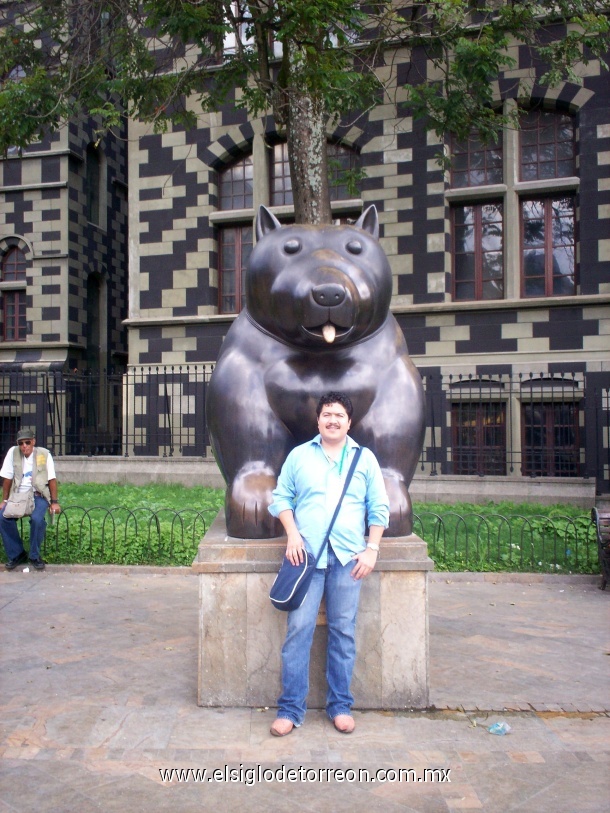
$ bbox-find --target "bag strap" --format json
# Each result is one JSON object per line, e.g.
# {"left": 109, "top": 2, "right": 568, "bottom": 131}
{"left": 314, "top": 446, "right": 362, "bottom": 567}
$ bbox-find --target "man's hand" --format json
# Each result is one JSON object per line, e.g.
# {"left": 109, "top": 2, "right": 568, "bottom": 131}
{"left": 350, "top": 546, "right": 378, "bottom": 580}
{"left": 278, "top": 509, "right": 305, "bottom": 565}
{"left": 285, "top": 529, "right": 305, "bottom": 565}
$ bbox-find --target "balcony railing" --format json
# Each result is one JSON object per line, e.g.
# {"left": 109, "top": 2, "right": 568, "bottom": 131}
{"left": 0, "top": 366, "right": 607, "bottom": 492}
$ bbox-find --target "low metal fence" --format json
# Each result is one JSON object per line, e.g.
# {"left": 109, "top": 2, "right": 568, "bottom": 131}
{"left": 37, "top": 507, "right": 208, "bottom": 567}
{"left": 1, "top": 507, "right": 599, "bottom": 573}
{"left": 415, "top": 511, "right": 598, "bottom": 573}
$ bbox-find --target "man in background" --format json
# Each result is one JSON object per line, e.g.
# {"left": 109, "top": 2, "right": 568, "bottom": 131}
{"left": 0, "top": 427, "right": 61, "bottom": 571}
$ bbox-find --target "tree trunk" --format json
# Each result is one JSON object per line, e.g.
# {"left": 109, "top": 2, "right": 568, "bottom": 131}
{"left": 285, "top": 88, "right": 332, "bottom": 225}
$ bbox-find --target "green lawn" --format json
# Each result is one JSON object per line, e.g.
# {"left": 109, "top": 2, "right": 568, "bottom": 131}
{"left": 18, "top": 484, "right": 598, "bottom": 573}
{"left": 59, "top": 482, "right": 225, "bottom": 516}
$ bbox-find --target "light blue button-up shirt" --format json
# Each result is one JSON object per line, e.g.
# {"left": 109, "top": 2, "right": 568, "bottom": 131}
{"left": 269, "top": 434, "right": 390, "bottom": 567}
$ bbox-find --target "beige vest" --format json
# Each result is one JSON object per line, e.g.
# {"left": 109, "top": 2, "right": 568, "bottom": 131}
{"left": 10, "top": 446, "right": 52, "bottom": 502}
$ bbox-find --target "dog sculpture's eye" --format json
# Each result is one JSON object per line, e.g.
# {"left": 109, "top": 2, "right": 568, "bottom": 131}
{"left": 284, "top": 239, "right": 301, "bottom": 255}
{"left": 346, "top": 240, "right": 362, "bottom": 255}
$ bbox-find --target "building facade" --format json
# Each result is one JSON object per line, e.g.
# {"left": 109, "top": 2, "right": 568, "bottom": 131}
{"left": 0, "top": 119, "right": 129, "bottom": 451}
{"left": 1, "top": 22, "right": 609, "bottom": 494}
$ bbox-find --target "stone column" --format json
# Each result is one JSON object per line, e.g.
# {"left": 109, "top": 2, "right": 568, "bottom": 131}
{"left": 193, "top": 511, "right": 433, "bottom": 709}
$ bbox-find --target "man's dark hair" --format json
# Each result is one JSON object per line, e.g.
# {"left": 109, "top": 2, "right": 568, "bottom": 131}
{"left": 316, "top": 392, "right": 353, "bottom": 419}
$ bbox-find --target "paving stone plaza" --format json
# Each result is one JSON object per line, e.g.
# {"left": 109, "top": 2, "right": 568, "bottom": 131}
{"left": 1, "top": 568, "right": 608, "bottom": 812}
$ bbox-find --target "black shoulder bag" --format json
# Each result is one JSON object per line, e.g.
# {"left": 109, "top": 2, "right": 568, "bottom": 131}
{"left": 269, "top": 447, "right": 362, "bottom": 612}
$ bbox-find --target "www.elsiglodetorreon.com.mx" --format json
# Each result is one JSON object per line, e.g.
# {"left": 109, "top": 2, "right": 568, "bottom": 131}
{"left": 159, "top": 765, "right": 451, "bottom": 785}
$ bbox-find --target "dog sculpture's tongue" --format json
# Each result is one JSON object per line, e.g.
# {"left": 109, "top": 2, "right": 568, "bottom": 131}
{"left": 322, "top": 323, "right": 336, "bottom": 343}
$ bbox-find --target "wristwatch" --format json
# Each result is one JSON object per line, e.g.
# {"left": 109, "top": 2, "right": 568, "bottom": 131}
{"left": 367, "top": 542, "right": 380, "bottom": 552}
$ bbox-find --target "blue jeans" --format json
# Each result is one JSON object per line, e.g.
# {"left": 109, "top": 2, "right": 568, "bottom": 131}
{"left": 0, "top": 494, "right": 48, "bottom": 561}
{"left": 277, "top": 546, "right": 363, "bottom": 726}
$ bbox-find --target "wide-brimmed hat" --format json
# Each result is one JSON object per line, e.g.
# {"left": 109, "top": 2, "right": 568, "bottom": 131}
{"left": 16, "top": 427, "right": 36, "bottom": 442}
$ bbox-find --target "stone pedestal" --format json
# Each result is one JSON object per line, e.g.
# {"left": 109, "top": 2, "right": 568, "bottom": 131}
{"left": 193, "top": 511, "right": 433, "bottom": 710}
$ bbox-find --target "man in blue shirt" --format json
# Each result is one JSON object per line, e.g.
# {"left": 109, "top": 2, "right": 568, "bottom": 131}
{"left": 268, "top": 392, "right": 389, "bottom": 736}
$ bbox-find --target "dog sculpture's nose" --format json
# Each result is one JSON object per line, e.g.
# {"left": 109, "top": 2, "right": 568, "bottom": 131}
{"left": 312, "top": 283, "right": 346, "bottom": 307}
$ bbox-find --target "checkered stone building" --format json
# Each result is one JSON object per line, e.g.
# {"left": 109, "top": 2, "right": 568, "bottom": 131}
{"left": 1, "top": 25, "right": 609, "bottom": 495}
{"left": 0, "top": 119, "right": 128, "bottom": 451}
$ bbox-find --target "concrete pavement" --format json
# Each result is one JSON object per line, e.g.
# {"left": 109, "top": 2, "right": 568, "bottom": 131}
{"left": 0, "top": 567, "right": 608, "bottom": 812}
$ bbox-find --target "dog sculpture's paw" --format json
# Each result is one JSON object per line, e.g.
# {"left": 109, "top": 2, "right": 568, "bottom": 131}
{"left": 225, "top": 464, "right": 283, "bottom": 539}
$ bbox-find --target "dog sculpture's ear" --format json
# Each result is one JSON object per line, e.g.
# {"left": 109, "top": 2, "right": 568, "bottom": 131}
{"left": 355, "top": 205, "right": 379, "bottom": 241}
{"left": 256, "top": 205, "right": 282, "bottom": 241}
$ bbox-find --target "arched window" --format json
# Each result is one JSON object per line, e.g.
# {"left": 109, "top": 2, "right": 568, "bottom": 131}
{"left": 520, "top": 110, "right": 576, "bottom": 297}
{"left": 327, "top": 141, "right": 361, "bottom": 201}
{"left": 217, "top": 156, "right": 254, "bottom": 313}
{"left": 520, "top": 377, "right": 581, "bottom": 477}
{"left": 214, "top": 140, "right": 360, "bottom": 314}
{"left": 452, "top": 202, "right": 504, "bottom": 301}
{"left": 1, "top": 247, "right": 27, "bottom": 341}
{"left": 270, "top": 141, "right": 361, "bottom": 206}
{"left": 520, "top": 109, "right": 575, "bottom": 181}
{"left": 218, "top": 225, "right": 253, "bottom": 313}
{"left": 449, "top": 104, "right": 578, "bottom": 302}
{"left": 451, "top": 130, "right": 503, "bottom": 188}
{"left": 1, "top": 246, "right": 26, "bottom": 282}
{"left": 521, "top": 196, "right": 575, "bottom": 297}
{"left": 271, "top": 143, "right": 292, "bottom": 206}
{"left": 219, "top": 155, "right": 253, "bottom": 210}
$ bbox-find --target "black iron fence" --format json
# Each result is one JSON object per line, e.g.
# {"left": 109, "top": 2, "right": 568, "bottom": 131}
{"left": 0, "top": 365, "right": 214, "bottom": 458}
{"left": 422, "top": 371, "right": 609, "bottom": 492}
{"left": 0, "top": 507, "right": 595, "bottom": 573}
{"left": 0, "top": 367, "right": 125, "bottom": 456}
{"left": 0, "top": 366, "right": 607, "bottom": 493}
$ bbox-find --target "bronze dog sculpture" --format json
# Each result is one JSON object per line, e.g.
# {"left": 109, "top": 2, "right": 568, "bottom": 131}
{"left": 207, "top": 205, "right": 425, "bottom": 538}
